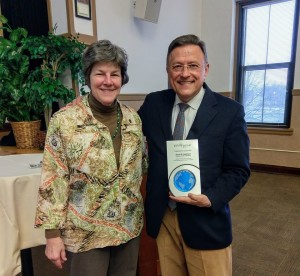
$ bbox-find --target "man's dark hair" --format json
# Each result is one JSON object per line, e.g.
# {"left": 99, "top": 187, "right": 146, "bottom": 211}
{"left": 167, "top": 34, "right": 208, "bottom": 65}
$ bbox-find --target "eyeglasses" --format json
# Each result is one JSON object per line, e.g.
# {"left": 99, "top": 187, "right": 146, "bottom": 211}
{"left": 169, "top": 63, "right": 202, "bottom": 72}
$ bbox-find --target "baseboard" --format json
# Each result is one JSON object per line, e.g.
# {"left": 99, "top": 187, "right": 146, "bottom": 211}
{"left": 250, "top": 163, "right": 300, "bottom": 176}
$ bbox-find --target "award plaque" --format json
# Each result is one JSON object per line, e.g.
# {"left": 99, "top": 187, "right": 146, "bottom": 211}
{"left": 167, "top": 140, "right": 201, "bottom": 196}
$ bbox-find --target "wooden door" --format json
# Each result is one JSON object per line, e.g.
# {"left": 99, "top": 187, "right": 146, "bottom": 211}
{"left": 138, "top": 176, "right": 161, "bottom": 276}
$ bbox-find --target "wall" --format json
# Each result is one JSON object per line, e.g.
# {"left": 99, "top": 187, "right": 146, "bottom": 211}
{"left": 249, "top": 94, "right": 300, "bottom": 168}
{"left": 95, "top": 0, "right": 202, "bottom": 93}
{"left": 201, "top": 0, "right": 235, "bottom": 92}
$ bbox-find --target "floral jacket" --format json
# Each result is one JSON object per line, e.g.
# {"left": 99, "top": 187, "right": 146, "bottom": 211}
{"left": 35, "top": 96, "right": 148, "bottom": 252}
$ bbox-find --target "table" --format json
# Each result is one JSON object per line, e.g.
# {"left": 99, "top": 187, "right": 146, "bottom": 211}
{"left": 0, "top": 146, "right": 42, "bottom": 156}
{"left": 0, "top": 148, "right": 161, "bottom": 276}
{"left": 0, "top": 153, "right": 46, "bottom": 276}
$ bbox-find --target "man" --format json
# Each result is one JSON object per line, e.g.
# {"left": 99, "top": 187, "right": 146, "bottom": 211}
{"left": 138, "top": 34, "right": 250, "bottom": 275}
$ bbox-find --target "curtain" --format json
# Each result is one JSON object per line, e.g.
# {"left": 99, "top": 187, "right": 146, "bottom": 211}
{"left": 1, "top": 0, "right": 49, "bottom": 36}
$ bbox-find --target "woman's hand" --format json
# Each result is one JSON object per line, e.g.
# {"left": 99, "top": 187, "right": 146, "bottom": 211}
{"left": 45, "top": 237, "right": 67, "bottom": 269}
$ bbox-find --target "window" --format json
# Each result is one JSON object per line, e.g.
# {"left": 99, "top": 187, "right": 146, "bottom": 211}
{"left": 236, "top": 0, "right": 299, "bottom": 127}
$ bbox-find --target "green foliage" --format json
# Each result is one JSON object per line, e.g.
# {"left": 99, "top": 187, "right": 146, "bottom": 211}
{"left": 0, "top": 16, "right": 86, "bottom": 125}
{"left": 0, "top": 15, "right": 36, "bottom": 123}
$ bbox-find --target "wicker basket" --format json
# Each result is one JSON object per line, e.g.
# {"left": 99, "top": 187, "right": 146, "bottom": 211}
{"left": 10, "top": 120, "right": 41, "bottom": 149}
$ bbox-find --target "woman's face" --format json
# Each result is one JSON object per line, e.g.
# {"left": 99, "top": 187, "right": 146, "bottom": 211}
{"left": 90, "top": 62, "right": 122, "bottom": 106}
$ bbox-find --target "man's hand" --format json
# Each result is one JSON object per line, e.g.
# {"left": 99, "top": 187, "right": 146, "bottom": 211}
{"left": 66, "top": 96, "right": 83, "bottom": 107}
{"left": 45, "top": 237, "right": 67, "bottom": 269}
{"left": 169, "top": 193, "right": 211, "bottom": 207}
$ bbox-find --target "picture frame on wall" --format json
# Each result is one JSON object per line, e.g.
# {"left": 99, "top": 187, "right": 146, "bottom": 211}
{"left": 46, "top": 0, "right": 97, "bottom": 44}
{"left": 74, "top": 0, "right": 91, "bottom": 20}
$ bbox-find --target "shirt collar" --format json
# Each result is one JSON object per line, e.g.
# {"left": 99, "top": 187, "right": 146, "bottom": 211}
{"left": 174, "top": 86, "right": 205, "bottom": 110}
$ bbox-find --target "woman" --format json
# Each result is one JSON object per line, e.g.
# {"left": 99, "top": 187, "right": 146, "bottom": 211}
{"left": 35, "top": 40, "right": 147, "bottom": 276}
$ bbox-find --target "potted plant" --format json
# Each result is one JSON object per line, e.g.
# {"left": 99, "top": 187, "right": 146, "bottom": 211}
{"left": 0, "top": 15, "right": 44, "bottom": 148}
{"left": 23, "top": 26, "right": 86, "bottom": 128}
{"left": 0, "top": 16, "right": 86, "bottom": 148}
{"left": 0, "top": 15, "right": 43, "bottom": 123}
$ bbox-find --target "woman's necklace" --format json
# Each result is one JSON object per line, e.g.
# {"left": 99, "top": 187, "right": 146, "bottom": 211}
{"left": 111, "top": 104, "right": 121, "bottom": 140}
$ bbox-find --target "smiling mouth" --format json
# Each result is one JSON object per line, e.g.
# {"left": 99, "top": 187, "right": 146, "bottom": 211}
{"left": 101, "top": 89, "right": 115, "bottom": 93}
{"left": 178, "top": 80, "right": 194, "bottom": 85}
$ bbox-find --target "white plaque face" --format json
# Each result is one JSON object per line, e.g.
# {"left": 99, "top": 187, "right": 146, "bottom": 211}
{"left": 167, "top": 140, "right": 201, "bottom": 197}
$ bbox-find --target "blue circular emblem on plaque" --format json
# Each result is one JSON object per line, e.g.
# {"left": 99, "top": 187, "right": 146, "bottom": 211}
{"left": 173, "top": 169, "right": 196, "bottom": 192}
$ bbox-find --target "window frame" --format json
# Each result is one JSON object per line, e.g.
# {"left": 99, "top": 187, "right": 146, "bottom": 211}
{"left": 235, "top": 0, "right": 299, "bottom": 128}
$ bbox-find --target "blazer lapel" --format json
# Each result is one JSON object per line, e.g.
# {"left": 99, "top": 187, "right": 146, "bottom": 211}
{"left": 187, "top": 87, "right": 218, "bottom": 139}
{"left": 159, "top": 89, "right": 175, "bottom": 141}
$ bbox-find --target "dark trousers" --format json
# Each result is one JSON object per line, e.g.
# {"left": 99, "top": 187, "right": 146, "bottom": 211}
{"left": 68, "top": 236, "right": 140, "bottom": 276}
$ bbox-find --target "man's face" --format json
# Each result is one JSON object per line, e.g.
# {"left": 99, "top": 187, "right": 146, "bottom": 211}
{"left": 167, "top": 44, "right": 209, "bottom": 103}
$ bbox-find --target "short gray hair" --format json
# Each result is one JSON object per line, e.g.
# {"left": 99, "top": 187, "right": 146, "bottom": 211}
{"left": 166, "top": 34, "right": 208, "bottom": 65}
{"left": 82, "top": 40, "right": 129, "bottom": 87}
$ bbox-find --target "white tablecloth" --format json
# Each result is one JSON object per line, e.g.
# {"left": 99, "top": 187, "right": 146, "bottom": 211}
{"left": 0, "top": 154, "right": 46, "bottom": 276}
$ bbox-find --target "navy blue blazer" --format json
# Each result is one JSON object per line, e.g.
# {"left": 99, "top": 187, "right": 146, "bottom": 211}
{"left": 138, "top": 83, "right": 250, "bottom": 250}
